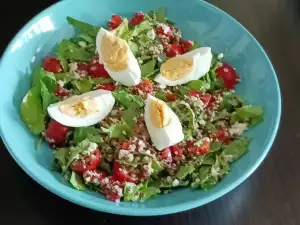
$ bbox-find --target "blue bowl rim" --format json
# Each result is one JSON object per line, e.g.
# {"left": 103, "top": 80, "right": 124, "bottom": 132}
{"left": 0, "top": 0, "right": 281, "bottom": 216}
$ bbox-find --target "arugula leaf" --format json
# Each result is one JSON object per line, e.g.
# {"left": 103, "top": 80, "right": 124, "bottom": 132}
{"left": 66, "top": 16, "right": 100, "bottom": 37}
{"left": 192, "top": 165, "right": 218, "bottom": 190}
{"left": 123, "top": 104, "right": 140, "bottom": 128}
{"left": 113, "top": 91, "right": 144, "bottom": 108}
{"left": 129, "top": 41, "right": 139, "bottom": 56}
{"left": 141, "top": 59, "right": 157, "bottom": 78}
{"left": 209, "top": 78, "right": 224, "bottom": 91}
{"left": 140, "top": 186, "right": 160, "bottom": 202}
{"left": 111, "top": 18, "right": 129, "bottom": 39}
{"left": 21, "top": 86, "right": 45, "bottom": 135}
{"left": 56, "top": 39, "right": 92, "bottom": 61}
{"left": 72, "top": 79, "right": 93, "bottom": 93}
{"left": 123, "top": 182, "right": 160, "bottom": 202}
{"left": 108, "top": 123, "right": 132, "bottom": 139}
{"left": 132, "top": 20, "right": 152, "bottom": 37}
{"left": 186, "top": 80, "right": 210, "bottom": 91}
{"left": 73, "top": 127, "right": 103, "bottom": 144}
{"left": 220, "top": 92, "right": 244, "bottom": 112}
{"left": 155, "top": 91, "right": 167, "bottom": 101}
{"left": 55, "top": 72, "right": 73, "bottom": 83}
{"left": 176, "top": 165, "right": 195, "bottom": 180}
{"left": 65, "top": 140, "right": 90, "bottom": 169}
{"left": 231, "top": 105, "right": 264, "bottom": 126}
{"left": 190, "top": 41, "right": 200, "bottom": 51}
{"left": 210, "top": 141, "right": 222, "bottom": 152}
{"left": 40, "top": 81, "right": 52, "bottom": 114}
{"left": 91, "top": 77, "right": 113, "bottom": 85}
{"left": 57, "top": 54, "right": 69, "bottom": 72}
{"left": 55, "top": 148, "right": 69, "bottom": 168}
{"left": 70, "top": 171, "right": 86, "bottom": 190}
{"left": 221, "top": 137, "right": 250, "bottom": 162}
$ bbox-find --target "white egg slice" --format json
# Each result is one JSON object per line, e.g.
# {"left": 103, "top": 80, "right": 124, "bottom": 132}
{"left": 154, "top": 47, "right": 213, "bottom": 86}
{"left": 47, "top": 90, "right": 115, "bottom": 127}
{"left": 96, "top": 28, "right": 141, "bottom": 86}
{"left": 144, "top": 94, "right": 184, "bottom": 150}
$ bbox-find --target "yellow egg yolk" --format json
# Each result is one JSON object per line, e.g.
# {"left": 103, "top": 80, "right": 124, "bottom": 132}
{"left": 59, "top": 97, "right": 99, "bottom": 117}
{"left": 160, "top": 57, "right": 194, "bottom": 80}
{"left": 150, "top": 100, "right": 170, "bottom": 128}
{"left": 100, "top": 32, "right": 128, "bottom": 71}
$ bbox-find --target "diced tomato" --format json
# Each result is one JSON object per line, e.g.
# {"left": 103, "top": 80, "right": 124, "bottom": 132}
{"left": 102, "top": 176, "right": 124, "bottom": 202}
{"left": 156, "top": 25, "right": 173, "bottom": 38}
{"left": 95, "top": 83, "right": 116, "bottom": 92}
{"left": 43, "top": 56, "right": 62, "bottom": 73}
{"left": 120, "top": 141, "right": 131, "bottom": 150}
{"left": 187, "top": 138, "right": 211, "bottom": 155}
{"left": 188, "top": 90, "right": 212, "bottom": 107}
{"left": 130, "top": 12, "right": 145, "bottom": 25}
{"left": 216, "top": 63, "right": 239, "bottom": 89}
{"left": 166, "top": 44, "right": 182, "bottom": 57}
{"left": 170, "top": 144, "right": 183, "bottom": 160}
{"left": 180, "top": 39, "right": 193, "bottom": 53}
{"left": 212, "top": 129, "right": 231, "bottom": 144}
{"left": 107, "top": 14, "right": 123, "bottom": 30}
{"left": 165, "top": 93, "right": 177, "bottom": 102}
{"left": 77, "top": 63, "right": 89, "bottom": 75}
{"left": 161, "top": 148, "right": 172, "bottom": 160}
{"left": 55, "top": 85, "right": 69, "bottom": 97}
{"left": 135, "top": 79, "right": 154, "bottom": 95}
{"left": 45, "top": 120, "right": 70, "bottom": 145}
{"left": 113, "top": 162, "right": 140, "bottom": 183}
{"left": 70, "top": 148, "right": 102, "bottom": 174}
{"left": 83, "top": 169, "right": 107, "bottom": 185}
{"left": 88, "top": 62, "right": 110, "bottom": 78}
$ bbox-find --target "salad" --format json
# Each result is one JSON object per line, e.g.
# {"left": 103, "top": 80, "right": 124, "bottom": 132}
{"left": 21, "top": 9, "right": 264, "bottom": 203}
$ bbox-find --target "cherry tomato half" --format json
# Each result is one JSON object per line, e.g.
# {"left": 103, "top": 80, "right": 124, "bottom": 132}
{"left": 45, "top": 120, "right": 70, "bottom": 145}
{"left": 43, "top": 57, "right": 62, "bottom": 73}
{"left": 95, "top": 83, "right": 116, "bottom": 92}
{"left": 166, "top": 44, "right": 182, "bottom": 57}
{"left": 71, "top": 148, "right": 102, "bottom": 174}
{"left": 113, "top": 162, "right": 140, "bottom": 184}
{"left": 88, "top": 62, "right": 110, "bottom": 78}
{"left": 130, "top": 12, "right": 145, "bottom": 26}
{"left": 216, "top": 63, "right": 239, "bottom": 89}
{"left": 107, "top": 14, "right": 123, "bottom": 30}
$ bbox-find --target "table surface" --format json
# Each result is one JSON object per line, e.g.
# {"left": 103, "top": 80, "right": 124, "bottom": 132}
{"left": 1, "top": 0, "right": 300, "bottom": 224}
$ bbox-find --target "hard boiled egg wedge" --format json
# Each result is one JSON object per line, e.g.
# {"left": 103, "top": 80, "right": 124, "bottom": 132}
{"left": 154, "top": 47, "right": 213, "bottom": 86}
{"left": 47, "top": 90, "right": 115, "bottom": 127}
{"left": 144, "top": 94, "right": 184, "bottom": 150}
{"left": 96, "top": 28, "right": 141, "bottom": 86}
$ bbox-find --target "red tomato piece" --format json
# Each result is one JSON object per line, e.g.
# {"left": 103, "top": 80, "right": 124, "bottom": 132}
{"left": 95, "top": 83, "right": 116, "bottom": 92}
{"left": 120, "top": 141, "right": 131, "bottom": 150}
{"left": 55, "top": 85, "right": 69, "bottom": 97}
{"left": 45, "top": 120, "right": 70, "bottom": 145}
{"left": 180, "top": 39, "right": 193, "bottom": 53}
{"left": 70, "top": 148, "right": 101, "bottom": 174}
{"left": 83, "top": 169, "right": 107, "bottom": 186}
{"left": 43, "top": 56, "right": 62, "bottom": 73}
{"left": 212, "top": 129, "right": 231, "bottom": 144}
{"left": 170, "top": 144, "right": 183, "bottom": 160}
{"left": 107, "top": 14, "right": 123, "bottom": 30}
{"left": 165, "top": 93, "right": 177, "bottom": 102}
{"left": 135, "top": 79, "right": 154, "bottom": 95}
{"left": 187, "top": 138, "right": 211, "bottom": 155}
{"left": 113, "top": 162, "right": 140, "bottom": 184}
{"left": 166, "top": 44, "right": 182, "bottom": 57}
{"left": 161, "top": 147, "right": 172, "bottom": 160}
{"left": 130, "top": 12, "right": 145, "bottom": 25}
{"left": 77, "top": 63, "right": 89, "bottom": 75}
{"left": 102, "top": 177, "right": 124, "bottom": 202}
{"left": 88, "top": 62, "right": 110, "bottom": 78}
{"left": 188, "top": 90, "right": 212, "bottom": 107}
{"left": 216, "top": 63, "right": 240, "bottom": 89}
{"left": 156, "top": 25, "right": 173, "bottom": 38}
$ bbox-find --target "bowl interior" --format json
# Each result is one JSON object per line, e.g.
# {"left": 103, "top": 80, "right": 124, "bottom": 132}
{"left": 0, "top": 0, "right": 280, "bottom": 216}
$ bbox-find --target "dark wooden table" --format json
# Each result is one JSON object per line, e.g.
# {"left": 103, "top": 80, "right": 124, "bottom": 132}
{"left": 1, "top": 0, "right": 300, "bottom": 224}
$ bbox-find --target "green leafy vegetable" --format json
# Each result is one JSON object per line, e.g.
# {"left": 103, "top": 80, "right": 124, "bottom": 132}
{"left": 220, "top": 92, "right": 244, "bottom": 112}
{"left": 56, "top": 39, "right": 92, "bottom": 61}
{"left": 210, "top": 141, "right": 222, "bottom": 152}
{"left": 141, "top": 59, "right": 157, "bottom": 78}
{"left": 140, "top": 186, "right": 160, "bottom": 202}
{"left": 66, "top": 16, "right": 100, "bottom": 37}
{"left": 221, "top": 137, "right": 251, "bottom": 162}
{"left": 73, "top": 127, "right": 103, "bottom": 144}
{"left": 176, "top": 165, "right": 195, "bottom": 180}
{"left": 155, "top": 91, "right": 167, "bottom": 101}
{"left": 55, "top": 148, "right": 69, "bottom": 168}
{"left": 190, "top": 41, "right": 200, "bottom": 51}
{"left": 55, "top": 72, "right": 73, "bottom": 83}
{"left": 65, "top": 140, "right": 90, "bottom": 169}
{"left": 132, "top": 20, "right": 152, "bottom": 37}
{"left": 123, "top": 104, "right": 141, "bottom": 128}
{"left": 112, "top": 18, "right": 130, "bottom": 39}
{"left": 192, "top": 165, "right": 218, "bottom": 190}
{"left": 57, "top": 54, "right": 69, "bottom": 72}
{"left": 108, "top": 123, "right": 132, "bottom": 139}
{"left": 186, "top": 80, "right": 210, "bottom": 91}
{"left": 21, "top": 86, "right": 45, "bottom": 135}
{"left": 124, "top": 182, "right": 160, "bottom": 202}
{"left": 150, "top": 8, "right": 167, "bottom": 22}
{"left": 70, "top": 171, "right": 86, "bottom": 190}
{"left": 40, "top": 81, "right": 52, "bottom": 113}
{"left": 113, "top": 91, "right": 144, "bottom": 108}
{"left": 231, "top": 105, "right": 264, "bottom": 126}
{"left": 32, "top": 67, "right": 57, "bottom": 93}
{"left": 72, "top": 79, "right": 93, "bottom": 93}
{"left": 129, "top": 41, "right": 139, "bottom": 56}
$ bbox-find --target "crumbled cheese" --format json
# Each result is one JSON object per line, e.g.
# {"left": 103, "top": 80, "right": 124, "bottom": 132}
{"left": 211, "top": 167, "right": 219, "bottom": 178}
{"left": 88, "top": 142, "right": 98, "bottom": 152}
{"left": 217, "top": 53, "right": 224, "bottom": 59}
{"left": 69, "top": 62, "right": 78, "bottom": 72}
{"left": 229, "top": 123, "right": 248, "bottom": 136}
{"left": 57, "top": 80, "right": 65, "bottom": 87}
{"left": 172, "top": 179, "right": 179, "bottom": 187}
{"left": 118, "top": 149, "right": 127, "bottom": 159}
{"left": 159, "top": 84, "right": 166, "bottom": 89}
{"left": 147, "top": 29, "right": 156, "bottom": 40}
{"left": 127, "top": 153, "right": 134, "bottom": 163}
{"left": 166, "top": 176, "right": 172, "bottom": 183}
{"left": 195, "top": 178, "right": 200, "bottom": 183}
{"left": 159, "top": 23, "right": 171, "bottom": 33}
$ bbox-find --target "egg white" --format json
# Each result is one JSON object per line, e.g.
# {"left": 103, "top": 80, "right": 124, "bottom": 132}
{"left": 154, "top": 47, "right": 213, "bottom": 86}
{"left": 96, "top": 28, "right": 141, "bottom": 86}
{"left": 47, "top": 90, "right": 115, "bottom": 127}
{"left": 144, "top": 94, "right": 184, "bottom": 150}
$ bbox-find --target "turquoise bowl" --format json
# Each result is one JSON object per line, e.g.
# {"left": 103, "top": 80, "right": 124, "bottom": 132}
{"left": 0, "top": 0, "right": 281, "bottom": 216}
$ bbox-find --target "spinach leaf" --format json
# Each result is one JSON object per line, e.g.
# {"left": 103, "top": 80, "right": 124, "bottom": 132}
{"left": 123, "top": 104, "right": 141, "bottom": 128}
{"left": 73, "top": 127, "right": 103, "bottom": 144}
{"left": 190, "top": 41, "right": 200, "bottom": 51}
{"left": 231, "top": 105, "right": 264, "bottom": 126}
{"left": 70, "top": 171, "right": 86, "bottom": 190}
{"left": 66, "top": 16, "right": 100, "bottom": 37}
{"left": 72, "top": 79, "right": 93, "bottom": 93}
{"left": 113, "top": 91, "right": 144, "bottom": 108}
{"left": 141, "top": 59, "right": 157, "bottom": 78}
{"left": 155, "top": 91, "right": 167, "bottom": 101}
{"left": 57, "top": 39, "right": 92, "bottom": 61}
{"left": 55, "top": 148, "right": 69, "bottom": 168}
{"left": 91, "top": 77, "right": 113, "bottom": 85}
{"left": 221, "top": 137, "right": 250, "bottom": 162}
{"left": 186, "top": 80, "right": 210, "bottom": 91}
{"left": 55, "top": 72, "right": 73, "bottom": 83}
{"left": 21, "top": 86, "right": 45, "bottom": 135}
{"left": 220, "top": 92, "right": 244, "bottom": 112}
{"left": 176, "top": 165, "right": 195, "bottom": 180}
{"left": 40, "top": 81, "right": 52, "bottom": 114}
{"left": 108, "top": 123, "right": 132, "bottom": 139}
{"left": 32, "top": 67, "right": 56, "bottom": 92}
{"left": 132, "top": 21, "right": 152, "bottom": 37}
{"left": 57, "top": 54, "right": 69, "bottom": 72}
